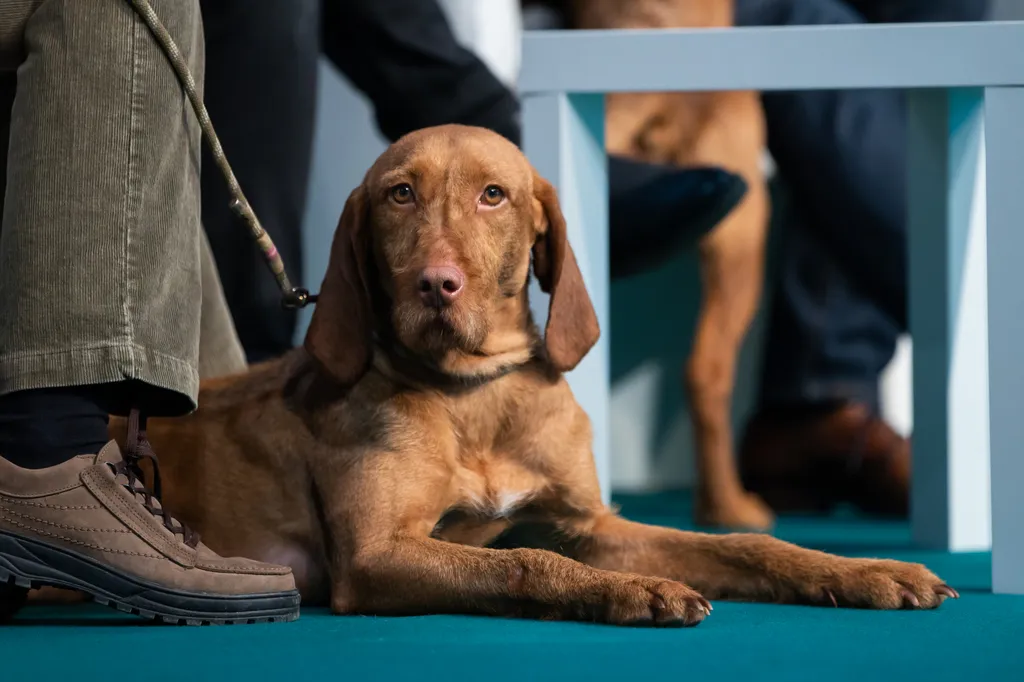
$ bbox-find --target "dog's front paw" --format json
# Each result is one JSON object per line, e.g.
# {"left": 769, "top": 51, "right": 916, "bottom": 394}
{"left": 815, "top": 558, "right": 959, "bottom": 610}
{"left": 602, "top": 576, "right": 711, "bottom": 627}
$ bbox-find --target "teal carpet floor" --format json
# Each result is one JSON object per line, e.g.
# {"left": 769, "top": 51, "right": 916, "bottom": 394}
{"left": 5, "top": 492, "right": 1023, "bottom": 681}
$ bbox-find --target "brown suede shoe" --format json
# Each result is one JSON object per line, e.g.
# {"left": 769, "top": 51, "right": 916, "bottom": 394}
{"left": 739, "top": 403, "right": 909, "bottom": 518}
{"left": 0, "top": 440, "right": 300, "bottom": 624}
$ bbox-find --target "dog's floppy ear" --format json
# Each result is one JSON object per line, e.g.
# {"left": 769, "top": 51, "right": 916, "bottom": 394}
{"left": 531, "top": 174, "right": 600, "bottom": 373}
{"left": 304, "top": 185, "right": 374, "bottom": 385}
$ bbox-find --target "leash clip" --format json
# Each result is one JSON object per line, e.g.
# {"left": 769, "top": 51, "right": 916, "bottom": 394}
{"left": 281, "top": 287, "right": 319, "bottom": 310}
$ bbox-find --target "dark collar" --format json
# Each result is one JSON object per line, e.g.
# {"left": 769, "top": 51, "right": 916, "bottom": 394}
{"left": 371, "top": 332, "right": 525, "bottom": 392}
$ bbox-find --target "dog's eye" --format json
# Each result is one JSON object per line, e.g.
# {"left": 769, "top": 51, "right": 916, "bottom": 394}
{"left": 390, "top": 183, "right": 414, "bottom": 205}
{"left": 481, "top": 185, "right": 505, "bottom": 206}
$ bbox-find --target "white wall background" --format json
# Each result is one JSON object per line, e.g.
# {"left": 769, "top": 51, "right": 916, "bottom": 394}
{"left": 299, "top": 2, "right": 994, "bottom": 492}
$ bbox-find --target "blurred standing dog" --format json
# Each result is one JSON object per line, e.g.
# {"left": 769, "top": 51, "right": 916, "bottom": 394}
{"left": 569, "top": 0, "right": 773, "bottom": 530}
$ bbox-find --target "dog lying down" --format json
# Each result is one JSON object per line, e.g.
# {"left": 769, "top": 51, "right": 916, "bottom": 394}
{"left": 130, "top": 125, "right": 954, "bottom": 625}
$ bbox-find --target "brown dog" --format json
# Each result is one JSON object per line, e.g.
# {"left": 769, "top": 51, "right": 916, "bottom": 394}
{"left": 569, "top": 0, "right": 774, "bottom": 530}
{"left": 104, "top": 125, "right": 957, "bottom": 625}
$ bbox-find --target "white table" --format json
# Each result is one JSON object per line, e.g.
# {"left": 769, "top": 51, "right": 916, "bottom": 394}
{"left": 520, "top": 22, "right": 1024, "bottom": 594}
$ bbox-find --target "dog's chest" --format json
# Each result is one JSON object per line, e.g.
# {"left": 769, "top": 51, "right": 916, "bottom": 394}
{"left": 449, "top": 456, "right": 548, "bottom": 520}
{"left": 431, "top": 458, "right": 547, "bottom": 547}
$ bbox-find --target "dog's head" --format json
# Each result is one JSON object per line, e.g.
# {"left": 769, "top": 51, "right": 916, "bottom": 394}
{"left": 304, "top": 125, "right": 599, "bottom": 385}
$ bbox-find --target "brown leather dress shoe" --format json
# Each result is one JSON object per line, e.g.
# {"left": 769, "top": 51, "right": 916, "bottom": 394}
{"left": 0, "top": 430, "right": 300, "bottom": 624}
{"left": 739, "top": 403, "right": 910, "bottom": 517}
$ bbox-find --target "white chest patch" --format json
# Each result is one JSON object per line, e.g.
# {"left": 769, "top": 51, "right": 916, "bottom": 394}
{"left": 462, "top": 487, "right": 531, "bottom": 519}
{"left": 492, "top": 489, "right": 530, "bottom": 518}
{"left": 453, "top": 462, "right": 542, "bottom": 520}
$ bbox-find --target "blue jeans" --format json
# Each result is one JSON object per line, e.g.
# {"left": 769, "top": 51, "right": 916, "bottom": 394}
{"left": 734, "top": 0, "right": 990, "bottom": 410}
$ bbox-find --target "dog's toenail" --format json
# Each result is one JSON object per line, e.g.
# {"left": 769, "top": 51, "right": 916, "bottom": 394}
{"left": 900, "top": 589, "right": 920, "bottom": 608}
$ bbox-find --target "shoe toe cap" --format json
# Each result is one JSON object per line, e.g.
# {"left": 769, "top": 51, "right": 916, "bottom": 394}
{"left": 194, "top": 547, "right": 298, "bottom": 594}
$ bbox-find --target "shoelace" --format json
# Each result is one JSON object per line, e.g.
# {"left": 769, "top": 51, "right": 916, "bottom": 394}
{"left": 110, "top": 409, "right": 200, "bottom": 549}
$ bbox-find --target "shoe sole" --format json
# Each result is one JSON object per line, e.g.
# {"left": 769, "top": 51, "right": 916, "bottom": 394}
{"left": 0, "top": 531, "right": 300, "bottom": 625}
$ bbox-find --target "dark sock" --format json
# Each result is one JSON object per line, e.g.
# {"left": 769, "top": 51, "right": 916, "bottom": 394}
{"left": 0, "top": 387, "right": 110, "bottom": 469}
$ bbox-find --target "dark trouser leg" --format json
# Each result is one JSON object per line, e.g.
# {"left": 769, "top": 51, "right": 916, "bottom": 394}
{"left": 758, "top": 207, "right": 900, "bottom": 410}
{"left": 199, "top": 0, "right": 319, "bottom": 363}
{"left": 735, "top": 0, "right": 988, "bottom": 410}
{"left": 733, "top": 0, "right": 988, "bottom": 515}
{"left": 754, "top": 72, "right": 906, "bottom": 407}
{"left": 736, "top": 0, "right": 901, "bottom": 409}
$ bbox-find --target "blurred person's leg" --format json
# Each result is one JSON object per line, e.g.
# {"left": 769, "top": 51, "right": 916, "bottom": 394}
{"left": 756, "top": 209, "right": 901, "bottom": 412}
{"left": 0, "top": 0, "right": 207, "bottom": 471}
{"left": 736, "top": 0, "right": 907, "bottom": 324}
{"left": 199, "top": 0, "right": 319, "bottom": 363}
{"left": 0, "top": 0, "right": 299, "bottom": 622}
{"left": 734, "top": 0, "right": 989, "bottom": 516}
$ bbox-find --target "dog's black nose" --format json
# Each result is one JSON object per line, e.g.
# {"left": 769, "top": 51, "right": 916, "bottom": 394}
{"left": 417, "top": 265, "right": 464, "bottom": 308}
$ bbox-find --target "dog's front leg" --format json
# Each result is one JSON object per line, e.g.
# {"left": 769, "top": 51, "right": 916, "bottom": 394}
{"left": 565, "top": 513, "right": 958, "bottom": 610}
{"left": 334, "top": 535, "right": 710, "bottom": 626}
{"left": 313, "top": 456, "right": 709, "bottom": 625}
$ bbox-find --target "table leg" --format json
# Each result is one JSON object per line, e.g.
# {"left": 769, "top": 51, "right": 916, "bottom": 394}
{"left": 907, "top": 88, "right": 991, "bottom": 551}
{"left": 523, "top": 92, "right": 611, "bottom": 504}
{"left": 984, "top": 86, "right": 1024, "bottom": 594}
